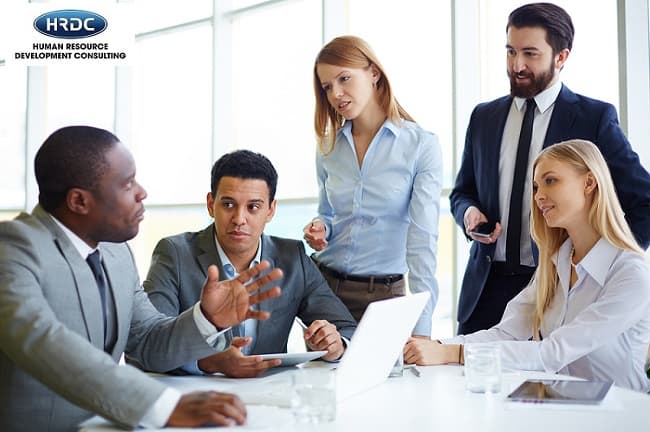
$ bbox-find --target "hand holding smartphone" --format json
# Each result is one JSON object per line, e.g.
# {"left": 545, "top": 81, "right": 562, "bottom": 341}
{"left": 470, "top": 222, "right": 493, "bottom": 238}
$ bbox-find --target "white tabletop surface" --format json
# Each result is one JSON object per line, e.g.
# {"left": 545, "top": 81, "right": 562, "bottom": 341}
{"left": 80, "top": 362, "right": 650, "bottom": 431}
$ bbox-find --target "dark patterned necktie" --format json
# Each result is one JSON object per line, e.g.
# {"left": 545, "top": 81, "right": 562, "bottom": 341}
{"left": 86, "top": 250, "right": 108, "bottom": 337}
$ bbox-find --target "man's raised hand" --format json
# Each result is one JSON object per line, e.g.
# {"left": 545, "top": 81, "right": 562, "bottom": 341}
{"left": 200, "top": 260, "right": 282, "bottom": 329}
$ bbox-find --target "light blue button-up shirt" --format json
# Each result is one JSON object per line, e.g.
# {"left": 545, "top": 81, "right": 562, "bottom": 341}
{"left": 215, "top": 235, "right": 261, "bottom": 354}
{"left": 314, "top": 119, "right": 443, "bottom": 335}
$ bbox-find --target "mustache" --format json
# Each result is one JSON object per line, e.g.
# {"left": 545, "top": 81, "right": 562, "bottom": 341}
{"left": 510, "top": 70, "right": 533, "bottom": 79}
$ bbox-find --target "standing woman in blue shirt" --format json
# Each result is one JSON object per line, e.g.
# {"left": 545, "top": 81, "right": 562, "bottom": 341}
{"left": 303, "top": 35, "right": 442, "bottom": 337}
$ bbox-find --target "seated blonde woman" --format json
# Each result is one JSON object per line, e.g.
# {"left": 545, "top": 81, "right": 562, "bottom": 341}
{"left": 404, "top": 139, "right": 650, "bottom": 392}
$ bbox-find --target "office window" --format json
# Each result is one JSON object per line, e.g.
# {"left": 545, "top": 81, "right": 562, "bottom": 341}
{"left": 230, "top": 0, "right": 270, "bottom": 9}
{"left": 349, "top": 0, "right": 454, "bottom": 337}
{"left": 132, "top": 24, "right": 213, "bottom": 205}
{"left": 129, "top": 20, "right": 213, "bottom": 274}
{"left": 0, "top": 67, "right": 27, "bottom": 210}
{"left": 230, "top": 0, "right": 322, "bottom": 205}
{"left": 128, "top": 206, "right": 211, "bottom": 278}
{"left": 479, "top": 0, "right": 619, "bottom": 108}
{"left": 134, "top": 0, "right": 212, "bottom": 33}
{"left": 0, "top": 211, "right": 20, "bottom": 223}
{"left": 44, "top": 66, "right": 115, "bottom": 134}
{"left": 348, "top": 0, "right": 454, "bottom": 188}
{"left": 265, "top": 201, "right": 317, "bottom": 241}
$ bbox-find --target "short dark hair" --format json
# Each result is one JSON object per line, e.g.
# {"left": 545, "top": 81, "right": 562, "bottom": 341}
{"left": 507, "top": 3, "right": 574, "bottom": 54}
{"left": 210, "top": 150, "right": 278, "bottom": 202}
{"left": 35, "top": 126, "right": 119, "bottom": 212}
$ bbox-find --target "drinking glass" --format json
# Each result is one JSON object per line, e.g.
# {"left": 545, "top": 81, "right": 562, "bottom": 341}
{"left": 291, "top": 368, "right": 337, "bottom": 423}
{"left": 464, "top": 344, "right": 501, "bottom": 393}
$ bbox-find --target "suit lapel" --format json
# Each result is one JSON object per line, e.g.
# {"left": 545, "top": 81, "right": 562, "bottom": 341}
{"left": 33, "top": 206, "right": 105, "bottom": 349}
{"left": 485, "top": 96, "right": 513, "bottom": 203}
{"left": 253, "top": 235, "right": 282, "bottom": 352}
{"left": 536, "top": 85, "right": 577, "bottom": 261}
{"left": 489, "top": 97, "right": 513, "bottom": 151}
{"left": 259, "top": 234, "right": 280, "bottom": 309}
{"left": 101, "top": 245, "right": 130, "bottom": 355}
{"left": 544, "top": 84, "right": 578, "bottom": 148}
{"left": 196, "top": 225, "right": 225, "bottom": 281}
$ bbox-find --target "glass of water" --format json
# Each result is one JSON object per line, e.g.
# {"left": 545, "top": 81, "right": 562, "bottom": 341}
{"left": 464, "top": 344, "right": 501, "bottom": 393}
{"left": 291, "top": 368, "right": 337, "bottom": 423}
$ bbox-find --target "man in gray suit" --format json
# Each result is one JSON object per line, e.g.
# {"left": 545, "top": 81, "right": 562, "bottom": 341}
{"left": 0, "top": 126, "right": 282, "bottom": 431}
{"left": 145, "top": 150, "right": 357, "bottom": 378}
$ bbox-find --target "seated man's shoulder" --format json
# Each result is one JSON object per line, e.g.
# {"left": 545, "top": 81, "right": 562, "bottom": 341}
{"left": 0, "top": 212, "right": 53, "bottom": 244}
{"left": 264, "top": 235, "right": 304, "bottom": 254}
{"left": 263, "top": 236, "right": 312, "bottom": 269}
{"left": 156, "top": 229, "right": 207, "bottom": 254}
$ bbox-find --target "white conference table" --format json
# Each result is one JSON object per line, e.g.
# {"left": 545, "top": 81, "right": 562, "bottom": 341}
{"left": 81, "top": 362, "right": 650, "bottom": 432}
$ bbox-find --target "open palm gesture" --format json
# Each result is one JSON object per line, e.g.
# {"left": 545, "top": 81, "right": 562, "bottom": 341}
{"left": 199, "top": 260, "right": 282, "bottom": 329}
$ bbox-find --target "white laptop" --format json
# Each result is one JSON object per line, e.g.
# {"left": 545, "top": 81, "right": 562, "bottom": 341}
{"left": 336, "top": 291, "right": 430, "bottom": 401}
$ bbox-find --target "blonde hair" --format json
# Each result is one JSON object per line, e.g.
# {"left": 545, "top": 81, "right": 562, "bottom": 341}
{"left": 313, "top": 35, "right": 413, "bottom": 154}
{"left": 530, "top": 139, "right": 643, "bottom": 337}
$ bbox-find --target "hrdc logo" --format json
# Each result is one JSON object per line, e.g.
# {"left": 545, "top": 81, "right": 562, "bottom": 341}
{"left": 33, "top": 10, "right": 107, "bottom": 39}
{"left": 8, "top": 4, "right": 133, "bottom": 65}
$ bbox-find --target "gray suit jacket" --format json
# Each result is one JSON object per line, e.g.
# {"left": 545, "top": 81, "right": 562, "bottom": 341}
{"left": 0, "top": 206, "right": 227, "bottom": 431}
{"left": 144, "top": 226, "right": 357, "bottom": 354}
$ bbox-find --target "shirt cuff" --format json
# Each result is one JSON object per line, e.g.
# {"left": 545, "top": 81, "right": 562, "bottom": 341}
{"left": 192, "top": 302, "right": 230, "bottom": 346}
{"left": 442, "top": 335, "right": 466, "bottom": 344}
{"left": 139, "top": 387, "right": 181, "bottom": 429}
{"left": 412, "top": 317, "right": 432, "bottom": 338}
{"left": 180, "top": 360, "right": 207, "bottom": 375}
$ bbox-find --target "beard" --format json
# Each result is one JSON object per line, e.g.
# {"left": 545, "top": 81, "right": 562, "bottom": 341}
{"left": 508, "top": 60, "right": 555, "bottom": 98}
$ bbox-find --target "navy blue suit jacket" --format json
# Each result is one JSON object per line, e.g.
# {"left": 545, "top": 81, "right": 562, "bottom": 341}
{"left": 450, "top": 85, "right": 650, "bottom": 324}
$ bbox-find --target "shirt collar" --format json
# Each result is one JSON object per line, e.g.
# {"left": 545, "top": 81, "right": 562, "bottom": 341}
{"left": 339, "top": 118, "right": 400, "bottom": 143}
{"left": 514, "top": 80, "right": 563, "bottom": 114}
{"left": 577, "top": 237, "right": 619, "bottom": 286}
{"left": 552, "top": 236, "right": 618, "bottom": 287}
{"left": 50, "top": 214, "right": 97, "bottom": 259}
{"left": 213, "top": 232, "right": 262, "bottom": 278}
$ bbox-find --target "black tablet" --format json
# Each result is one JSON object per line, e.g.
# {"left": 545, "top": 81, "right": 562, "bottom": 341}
{"left": 507, "top": 379, "right": 613, "bottom": 405}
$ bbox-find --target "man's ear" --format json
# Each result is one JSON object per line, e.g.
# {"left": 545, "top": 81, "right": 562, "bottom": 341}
{"left": 66, "top": 188, "right": 92, "bottom": 215}
{"left": 206, "top": 192, "right": 215, "bottom": 218}
{"left": 266, "top": 199, "right": 277, "bottom": 222}
{"left": 555, "top": 48, "right": 570, "bottom": 71}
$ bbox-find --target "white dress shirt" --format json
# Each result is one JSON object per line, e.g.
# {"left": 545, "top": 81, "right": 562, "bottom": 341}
{"left": 445, "top": 237, "right": 650, "bottom": 392}
{"left": 495, "top": 80, "right": 562, "bottom": 265}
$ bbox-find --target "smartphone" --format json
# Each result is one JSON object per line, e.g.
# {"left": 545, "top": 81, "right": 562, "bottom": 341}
{"left": 470, "top": 223, "right": 493, "bottom": 238}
